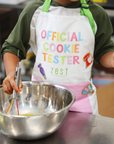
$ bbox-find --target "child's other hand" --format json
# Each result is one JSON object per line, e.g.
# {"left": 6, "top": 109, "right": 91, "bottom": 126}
{"left": 111, "top": 52, "right": 114, "bottom": 67}
{"left": 100, "top": 52, "right": 114, "bottom": 68}
{"left": 2, "top": 71, "right": 23, "bottom": 95}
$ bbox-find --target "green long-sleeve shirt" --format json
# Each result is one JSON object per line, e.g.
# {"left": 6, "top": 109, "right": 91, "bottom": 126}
{"left": 1, "top": 0, "right": 114, "bottom": 64}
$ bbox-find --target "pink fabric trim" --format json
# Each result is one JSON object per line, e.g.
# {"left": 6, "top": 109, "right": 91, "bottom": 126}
{"left": 33, "top": 77, "right": 42, "bottom": 81}
{"left": 32, "top": 76, "right": 93, "bottom": 114}
{"left": 60, "top": 83, "right": 93, "bottom": 114}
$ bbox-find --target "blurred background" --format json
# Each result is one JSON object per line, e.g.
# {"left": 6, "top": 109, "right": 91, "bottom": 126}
{"left": 0, "top": 0, "right": 34, "bottom": 84}
{"left": 0, "top": 0, "right": 114, "bottom": 117}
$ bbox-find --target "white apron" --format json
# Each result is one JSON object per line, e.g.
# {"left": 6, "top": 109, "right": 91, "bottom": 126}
{"left": 31, "top": 0, "right": 98, "bottom": 115}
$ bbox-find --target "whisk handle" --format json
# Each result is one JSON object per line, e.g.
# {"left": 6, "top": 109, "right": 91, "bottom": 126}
{"left": 12, "top": 63, "right": 21, "bottom": 99}
{"left": 15, "top": 67, "right": 21, "bottom": 88}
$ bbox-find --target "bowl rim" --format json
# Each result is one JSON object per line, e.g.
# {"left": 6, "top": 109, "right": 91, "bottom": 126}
{"left": 0, "top": 81, "right": 76, "bottom": 118}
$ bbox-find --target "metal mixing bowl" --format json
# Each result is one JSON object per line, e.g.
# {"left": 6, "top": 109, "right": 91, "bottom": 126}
{"left": 0, "top": 81, "right": 75, "bottom": 140}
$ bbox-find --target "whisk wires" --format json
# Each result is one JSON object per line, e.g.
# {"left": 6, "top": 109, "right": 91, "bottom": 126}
{"left": 6, "top": 98, "right": 19, "bottom": 115}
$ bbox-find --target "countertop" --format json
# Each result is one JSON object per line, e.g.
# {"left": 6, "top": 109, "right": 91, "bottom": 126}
{"left": 0, "top": 112, "right": 114, "bottom": 144}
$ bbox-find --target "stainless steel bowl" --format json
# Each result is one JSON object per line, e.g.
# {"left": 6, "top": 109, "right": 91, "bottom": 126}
{"left": 0, "top": 81, "right": 75, "bottom": 140}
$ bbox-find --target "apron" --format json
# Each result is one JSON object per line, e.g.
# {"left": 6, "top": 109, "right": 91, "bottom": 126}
{"left": 31, "top": 0, "right": 98, "bottom": 115}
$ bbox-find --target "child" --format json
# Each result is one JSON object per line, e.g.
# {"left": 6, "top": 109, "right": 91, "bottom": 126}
{"left": 1, "top": 0, "right": 114, "bottom": 115}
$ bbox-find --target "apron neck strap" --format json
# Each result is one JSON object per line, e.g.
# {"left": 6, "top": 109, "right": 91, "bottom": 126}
{"left": 42, "top": 0, "right": 95, "bottom": 35}
{"left": 81, "top": 0, "right": 86, "bottom": 3}
{"left": 42, "top": 0, "right": 52, "bottom": 12}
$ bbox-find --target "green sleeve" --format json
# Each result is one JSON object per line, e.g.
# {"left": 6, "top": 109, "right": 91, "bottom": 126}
{"left": 89, "top": 1, "right": 114, "bottom": 64}
{"left": 1, "top": 0, "right": 43, "bottom": 60}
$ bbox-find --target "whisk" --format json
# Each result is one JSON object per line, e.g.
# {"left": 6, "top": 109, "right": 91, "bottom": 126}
{"left": 6, "top": 63, "right": 21, "bottom": 115}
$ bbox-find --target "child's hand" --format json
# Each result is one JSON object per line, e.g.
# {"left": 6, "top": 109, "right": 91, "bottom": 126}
{"left": 100, "top": 52, "right": 114, "bottom": 68}
{"left": 111, "top": 53, "right": 114, "bottom": 67}
{"left": 2, "top": 71, "right": 23, "bottom": 95}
